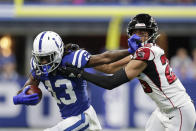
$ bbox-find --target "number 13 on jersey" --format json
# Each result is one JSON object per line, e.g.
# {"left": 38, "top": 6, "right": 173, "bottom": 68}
{"left": 45, "top": 79, "right": 77, "bottom": 105}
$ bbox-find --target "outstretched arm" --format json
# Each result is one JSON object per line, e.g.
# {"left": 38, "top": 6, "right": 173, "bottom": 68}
{"left": 94, "top": 55, "right": 132, "bottom": 74}
{"left": 81, "top": 68, "right": 129, "bottom": 90}
{"left": 83, "top": 60, "right": 146, "bottom": 89}
{"left": 17, "top": 74, "right": 40, "bottom": 94}
{"left": 64, "top": 60, "right": 147, "bottom": 90}
{"left": 87, "top": 34, "right": 142, "bottom": 68}
{"left": 86, "top": 49, "right": 130, "bottom": 67}
{"left": 63, "top": 36, "right": 141, "bottom": 70}
{"left": 62, "top": 49, "right": 130, "bottom": 70}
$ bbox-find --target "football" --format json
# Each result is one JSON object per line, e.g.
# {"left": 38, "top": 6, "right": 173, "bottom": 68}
{"left": 26, "top": 85, "right": 42, "bottom": 103}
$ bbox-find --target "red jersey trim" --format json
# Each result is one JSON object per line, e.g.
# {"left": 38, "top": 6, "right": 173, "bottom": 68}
{"left": 134, "top": 47, "right": 154, "bottom": 61}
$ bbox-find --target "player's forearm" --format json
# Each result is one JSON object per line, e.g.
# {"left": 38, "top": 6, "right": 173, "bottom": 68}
{"left": 87, "top": 49, "right": 130, "bottom": 67}
{"left": 94, "top": 55, "right": 132, "bottom": 74}
{"left": 17, "top": 74, "right": 40, "bottom": 95}
{"left": 81, "top": 68, "right": 130, "bottom": 90}
{"left": 101, "top": 49, "right": 130, "bottom": 63}
{"left": 24, "top": 74, "right": 39, "bottom": 87}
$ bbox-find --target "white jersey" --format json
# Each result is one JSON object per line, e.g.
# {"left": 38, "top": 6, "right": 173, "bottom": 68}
{"left": 132, "top": 43, "right": 192, "bottom": 111}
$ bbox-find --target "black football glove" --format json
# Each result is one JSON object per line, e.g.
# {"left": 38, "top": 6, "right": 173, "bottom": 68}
{"left": 58, "top": 64, "right": 83, "bottom": 78}
{"left": 64, "top": 43, "right": 80, "bottom": 55}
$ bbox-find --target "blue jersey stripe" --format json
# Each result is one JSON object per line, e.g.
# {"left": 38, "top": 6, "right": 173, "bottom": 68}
{"left": 39, "top": 31, "right": 47, "bottom": 52}
{"left": 75, "top": 50, "right": 82, "bottom": 68}
{"left": 77, "top": 50, "right": 86, "bottom": 68}
{"left": 64, "top": 113, "right": 85, "bottom": 131}
{"left": 79, "top": 124, "right": 89, "bottom": 131}
{"left": 72, "top": 50, "right": 80, "bottom": 66}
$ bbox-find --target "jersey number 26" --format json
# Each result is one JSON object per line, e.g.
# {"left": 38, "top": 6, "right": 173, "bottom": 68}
{"left": 160, "top": 55, "right": 177, "bottom": 84}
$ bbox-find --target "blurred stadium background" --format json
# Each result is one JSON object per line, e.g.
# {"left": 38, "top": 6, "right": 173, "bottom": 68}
{"left": 0, "top": 0, "right": 196, "bottom": 130}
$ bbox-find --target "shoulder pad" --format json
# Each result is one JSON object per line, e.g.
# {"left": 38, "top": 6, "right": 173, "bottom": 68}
{"left": 144, "top": 43, "right": 153, "bottom": 48}
{"left": 62, "top": 49, "right": 91, "bottom": 68}
{"left": 133, "top": 47, "right": 155, "bottom": 61}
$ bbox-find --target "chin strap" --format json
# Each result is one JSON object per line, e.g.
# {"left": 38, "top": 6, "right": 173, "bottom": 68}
{"left": 41, "top": 65, "right": 51, "bottom": 77}
{"left": 141, "top": 33, "right": 160, "bottom": 46}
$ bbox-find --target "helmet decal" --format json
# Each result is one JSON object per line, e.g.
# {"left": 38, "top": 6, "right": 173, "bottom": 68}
{"left": 52, "top": 38, "right": 59, "bottom": 48}
{"left": 39, "top": 31, "right": 47, "bottom": 52}
{"left": 135, "top": 23, "right": 146, "bottom": 28}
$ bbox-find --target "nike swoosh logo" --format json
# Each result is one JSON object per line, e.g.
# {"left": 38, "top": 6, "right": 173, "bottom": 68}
{"left": 169, "top": 116, "right": 174, "bottom": 120}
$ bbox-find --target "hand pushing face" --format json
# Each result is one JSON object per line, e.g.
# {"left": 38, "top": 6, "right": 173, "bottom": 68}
{"left": 132, "top": 30, "right": 149, "bottom": 43}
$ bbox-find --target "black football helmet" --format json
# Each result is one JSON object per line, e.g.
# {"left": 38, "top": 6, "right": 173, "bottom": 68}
{"left": 127, "top": 13, "right": 158, "bottom": 42}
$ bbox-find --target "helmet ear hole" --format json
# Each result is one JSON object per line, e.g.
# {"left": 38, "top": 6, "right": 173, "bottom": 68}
{"left": 54, "top": 51, "right": 61, "bottom": 64}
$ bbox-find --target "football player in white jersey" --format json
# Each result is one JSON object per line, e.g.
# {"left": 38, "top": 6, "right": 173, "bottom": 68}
{"left": 64, "top": 14, "right": 196, "bottom": 131}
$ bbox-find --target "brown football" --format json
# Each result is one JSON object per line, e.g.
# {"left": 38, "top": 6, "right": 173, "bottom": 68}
{"left": 26, "top": 85, "right": 42, "bottom": 103}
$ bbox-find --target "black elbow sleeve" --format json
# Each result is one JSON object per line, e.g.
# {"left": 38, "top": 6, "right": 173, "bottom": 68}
{"left": 107, "top": 68, "right": 130, "bottom": 89}
{"left": 82, "top": 68, "right": 130, "bottom": 90}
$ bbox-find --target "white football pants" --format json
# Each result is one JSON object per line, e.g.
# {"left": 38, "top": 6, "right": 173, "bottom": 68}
{"left": 145, "top": 102, "right": 196, "bottom": 131}
{"left": 44, "top": 105, "right": 102, "bottom": 131}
